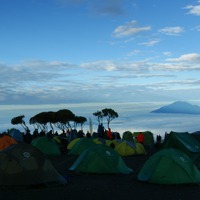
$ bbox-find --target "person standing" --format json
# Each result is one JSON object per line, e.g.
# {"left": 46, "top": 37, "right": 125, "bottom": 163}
{"left": 107, "top": 128, "right": 113, "bottom": 140}
{"left": 97, "top": 123, "right": 105, "bottom": 138}
{"left": 137, "top": 132, "right": 144, "bottom": 144}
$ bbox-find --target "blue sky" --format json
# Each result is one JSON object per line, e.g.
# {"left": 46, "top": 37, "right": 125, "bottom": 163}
{"left": 1, "top": 0, "right": 200, "bottom": 105}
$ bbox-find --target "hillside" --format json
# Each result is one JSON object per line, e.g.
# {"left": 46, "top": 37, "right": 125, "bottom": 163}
{"left": 151, "top": 101, "right": 200, "bottom": 114}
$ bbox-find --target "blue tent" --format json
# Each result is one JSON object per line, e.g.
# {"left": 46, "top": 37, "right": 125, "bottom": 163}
{"left": 10, "top": 129, "right": 23, "bottom": 143}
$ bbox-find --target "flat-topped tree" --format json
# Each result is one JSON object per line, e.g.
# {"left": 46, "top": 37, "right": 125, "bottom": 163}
{"left": 29, "top": 111, "right": 55, "bottom": 132}
{"left": 93, "top": 110, "right": 104, "bottom": 126}
{"left": 11, "top": 115, "right": 29, "bottom": 132}
{"left": 74, "top": 116, "right": 87, "bottom": 130}
{"left": 102, "top": 108, "right": 118, "bottom": 129}
{"left": 54, "top": 109, "right": 75, "bottom": 131}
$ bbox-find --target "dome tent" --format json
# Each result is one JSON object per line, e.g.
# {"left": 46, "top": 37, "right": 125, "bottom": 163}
{"left": 161, "top": 131, "right": 200, "bottom": 156}
{"left": 0, "top": 134, "right": 17, "bottom": 151}
{"left": 68, "top": 138, "right": 97, "bottom": 155}
{"left": 9, "top": 129, "right": 23, "bottom": 143}
{"left": 122, "top": 131, "right": 135, "bottom": 143}
{"left": 114, "top": 140, "right": 146, "bottom": 156}
{"left": 137, "top": 148, "right": 200, "bottom": 184}
{"left": 31, "top": 136, "right": 61, "bottom": 155}
{"left": 69, "top": 144, "right": 133, "bottom": 174}
{"left": 114, "top": 141, "right": 136, "bottom": 156}
{"left": 161, "top": 131, "right": 200, "bottom": 168}
{"left": 0, "top": 143, "right": 67, "bottom": 186}
{"left": 67, "top": 138, "right": 81, "bottom": 150}
{"left": 135, "top": 142, "right": 146, "bottom": 155}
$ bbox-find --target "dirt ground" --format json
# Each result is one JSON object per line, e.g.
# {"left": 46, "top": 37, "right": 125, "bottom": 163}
{"left": 1, "top": 147, "right": 200, "bottom": 200}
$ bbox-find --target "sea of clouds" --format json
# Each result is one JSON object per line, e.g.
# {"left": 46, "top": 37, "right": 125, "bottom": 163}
{"left": 0, "top": 102, "right": 200, "bottom": 139}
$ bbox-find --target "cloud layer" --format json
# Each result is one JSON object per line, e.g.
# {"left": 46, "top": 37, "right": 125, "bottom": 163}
{"left": 1, "top": 50, "right": 200, "bottom": 105}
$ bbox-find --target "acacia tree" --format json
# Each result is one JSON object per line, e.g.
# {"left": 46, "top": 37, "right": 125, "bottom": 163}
{"left": 29, "top": 112, "right": 50, "bottom": 132}
{"left": 102, "top": 108, "right": 118, "bottom": 129}
{"left": 93, "top": 110, "right": 104, "bottom": 125}
{"left": 46, "top": 111, "right": 56, "bottom": 132}
{"left": 11, "top": 115, "right": 29, "bottom": 132}
{"left": 74, "top": 116, "right": 87, "bottom": 130}
{"left": 53, "top": 109, "right": 75, "bottom": 131}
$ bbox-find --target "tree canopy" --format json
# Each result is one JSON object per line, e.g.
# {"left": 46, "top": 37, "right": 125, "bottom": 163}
{"left": 102, "top": 108, "right": 118, "bottom": 129}
{"left": 93, "top": 108, "right": 118, "bottom": 129}
{"left": 11, "top": 115, "right": 29, "bottom": 132}
{"left": 10, "top": 107, "right": 118, "bottom": 134}
{"left": 93, "top": 110, "right": 103, "bottom": 125}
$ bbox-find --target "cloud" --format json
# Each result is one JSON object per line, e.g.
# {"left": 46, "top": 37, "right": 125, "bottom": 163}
{"left": 163, "top": 52, "right": 172, "bottom": 57}
{"left": 0, "top": 60, "right": 77, "bottom": 85}
{"left": 166, "top": 53, "right": 200, "bottom": 62}
{"left": 184, "top": 2, "right": 200, "bottom": 16}
{"left": 126, "top": 50, "right": 141, "bottom": 57}
{"left": 158, "top": 26, "right": 184, "bottom": 36}
{"left": 80, "top": 60, "right": 117, "bottom": 71}
{"left": 113, "top": 20, "right": 151, "bottom": 38}
{"left": 56, "top": 0, "right": 126, "bottom": 16}
{"left": 1, "top": 55, "right": 200, "bottom": 105}
{"left": 139, "top": 39, "right": 160, "bottom": 46}
{"left": 90, "top": 0, "right": 126, "bottom": 16}
{"left": 151, "top": 62, "right": 200, "bottom": 71}
{"left": 80, "top": 60, "right": 153, "bottom": 73}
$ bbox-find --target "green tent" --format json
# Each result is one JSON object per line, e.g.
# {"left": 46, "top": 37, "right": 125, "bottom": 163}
{"left": 191, "top": 131, "right": 200, "bottom": 143}
{"left": 69, "top": 144, "right": 133, "bottom": 174}
{"left": 138, "top": 148, "right": 200, "bottom": 184}
{"left": 122, "top": 131, "right": 135, "bottom": 143}
{"left": 0, "top": 143, "right": 67, "bottom": 186}
{"left": 31, "top": 136, "right": 61, "bottom": 155}
{"left": 68, "top": 138, "right": 97, "bottom": 155}
{"left": 161, "top": 131, "right": 200, "bottom": 167}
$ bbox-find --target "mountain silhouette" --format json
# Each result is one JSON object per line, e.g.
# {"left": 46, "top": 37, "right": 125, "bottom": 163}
{"left": 151, "top": 101, "right": 200, "bottom": 114}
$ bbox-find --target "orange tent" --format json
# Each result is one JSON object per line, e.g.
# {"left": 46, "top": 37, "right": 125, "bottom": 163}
{"left": 0, "top": 134, "right": 17, "bottom": 151}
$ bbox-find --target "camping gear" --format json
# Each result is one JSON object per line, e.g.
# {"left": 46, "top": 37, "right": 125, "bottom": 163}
{"left": 161, "top": 131, "right": 200, "bottom": 168}
{"left": 191, "top": 131, "right": 200, "bottom": 143}
{"left": 93, "top": 137, "right": 106, "bottom": 145}
{"left": 0, "top": 143, "right": 67, "bottom": 186}
{"left": 9, "top": 129, "right": 23, "bottom": 143}
{"left": 114, "top": 141, "right": 136, "bottom": 156}
{"left": 114, "top": 140, "right": 146, "bottom": 156}
{"left": 0, "top": 134, "right": 17, "bottom": 151}
{"left": 67, "top": 138, "right": 81, "bottom": 150}
{"left": 135, "top": 142, "right": 146, "bottom": 155}
{"left": 109, "top": 139, "right": 123, "bottom": 148}
{"left": 31, "top": 136, "right": 61, "bottom": 155}
{"left": 138, "top": 148, "right": 200, "bottom": 184}
{"left": 68, "top": 138, "right": 97, "bottom": 155}
{"left": 69, "top": 144, "right": 133, "bottom": 174}
{"left": 122, "top": 131, "right": 135, "bottom": 143}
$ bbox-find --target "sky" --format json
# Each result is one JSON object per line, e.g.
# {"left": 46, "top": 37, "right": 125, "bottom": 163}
{"left": 1, "top": 0, "right": 200, "bottom": 105}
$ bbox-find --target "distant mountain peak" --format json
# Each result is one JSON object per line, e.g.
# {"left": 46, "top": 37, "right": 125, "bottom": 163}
{"left": 151, "top": 101, "right": 200, "bottom": 114}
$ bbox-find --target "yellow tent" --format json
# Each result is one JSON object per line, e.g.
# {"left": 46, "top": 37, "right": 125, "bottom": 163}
{"left": 115, "top": 141, "right": 136, "bottom": 156}
{"left": 135, "top": 143, "right": 146, "bottom": 155}
{"left": 93, "top": 138, "right": 105, "bottom": 145}
{"left": 109, "top": 139, "right": 123, "bottom": 148}
{"left": 67, "top": 138, "right": 80, "bottom": 150}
